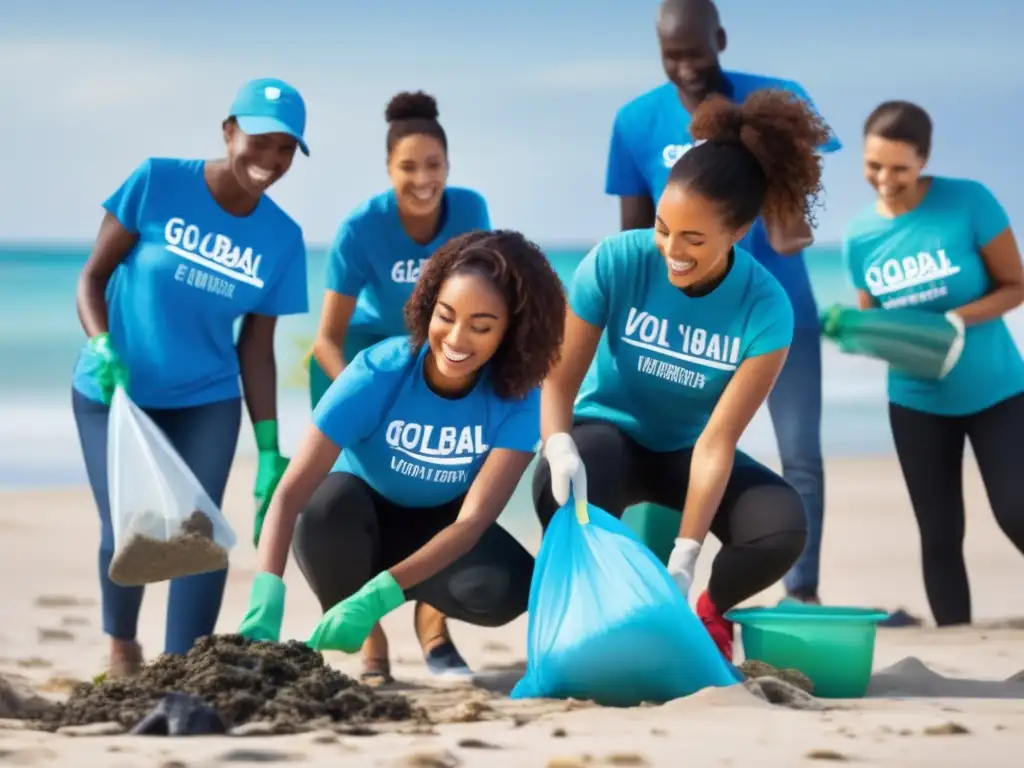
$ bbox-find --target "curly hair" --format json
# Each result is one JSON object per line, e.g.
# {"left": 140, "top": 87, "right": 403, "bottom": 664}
{"left": 668, "top": 89, "right": 832, "bottom": 232}
{"left": 404, "top": 229, "right": 566, "bottom": 400}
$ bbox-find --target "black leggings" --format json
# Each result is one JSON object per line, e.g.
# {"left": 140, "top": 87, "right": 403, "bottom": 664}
{"left": 531, "top": 421, "right": 807, "bottom": 611}
{"left": 293, "top": 472, "right": 534, "bottom": 627}
{"left": 889, "top": 392, "right": 1024, "bottom": 626}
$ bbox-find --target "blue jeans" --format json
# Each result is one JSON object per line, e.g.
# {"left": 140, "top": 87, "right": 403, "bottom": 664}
{"left": 770, "top": 326, "right": 825, "bottom": 596}
{"left": 71, "top": 388, "right": 242, "bottom": 654}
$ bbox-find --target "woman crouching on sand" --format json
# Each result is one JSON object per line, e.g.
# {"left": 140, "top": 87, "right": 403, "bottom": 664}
{"left": 534, "top": 90, "right": 829, "bottom": 662}
{"left": 239, "top": 230, "right": 566, "bottom": 678}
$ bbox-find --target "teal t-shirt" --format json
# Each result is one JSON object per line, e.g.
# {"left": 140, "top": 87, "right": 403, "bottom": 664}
{"left": 570, "top": 229, "right": 794, "bottom": 452}
{"left": 842, "top": 176, "right": 1023, "bottom": 416}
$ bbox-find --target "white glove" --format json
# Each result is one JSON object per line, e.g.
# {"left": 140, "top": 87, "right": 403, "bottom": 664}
{"left": 543, "top": 432, "right": 587, "bottom": 507}
{"left": 667, "top": 538, "right": 702, "bottom": 599}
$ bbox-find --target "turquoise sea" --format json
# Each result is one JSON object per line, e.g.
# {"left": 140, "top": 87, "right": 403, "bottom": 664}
{"left": 3, "top": 242, "right": 1021, "bottom": 490}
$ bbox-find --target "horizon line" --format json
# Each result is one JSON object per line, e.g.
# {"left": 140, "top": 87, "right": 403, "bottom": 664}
{"left": 0, "top": 237, "right": 845, "bottom": 252}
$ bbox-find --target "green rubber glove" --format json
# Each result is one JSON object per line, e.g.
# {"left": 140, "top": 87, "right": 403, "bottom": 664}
{"left": 253, "top": 420, "right": 289, "bottom": 548}
{"left": 238, "top": 572, "right": 287, "bottom": 642}
{"left": 88, "top": 332, "right": 129, "bottom": 406}
{"left": 307, "top": 571, "right": 406, "bottom": 653}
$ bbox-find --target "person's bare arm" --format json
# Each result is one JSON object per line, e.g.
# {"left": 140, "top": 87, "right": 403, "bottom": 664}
{"left": 619, "top": 196, "right": 656, "bottom": 231}
{"left": 856, "top": 289, "right": 877, "bottom": 310}
{"left": 679, "top": 348, "right": 789, "bottom": 542}
{"left": 76, "top": 213, "right": 139, "bottom": 337}
{"left": 388, "top": 449, "right": 533, "bottom": 589}
{"left": 949, "top": 229, "right": 1024, "bottom": 326}
{"left": 312, "top": 291, "right": 358, "bottom": 379}
{"left": 256, "top": 425, "right": 341, "bottom": 576}
{"left": 540, "top": 310, "right": 602, "bottom": 442}
{"left": 237, "top": 314, "right": 279, "bottom": 424}
{"left": 765, "top": 217, "right": 814, "bottom": 255}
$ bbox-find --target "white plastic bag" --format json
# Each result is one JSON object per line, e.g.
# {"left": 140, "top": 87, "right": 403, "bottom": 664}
{"left": 107, "top": 387, "right": 238, "bottom": 586}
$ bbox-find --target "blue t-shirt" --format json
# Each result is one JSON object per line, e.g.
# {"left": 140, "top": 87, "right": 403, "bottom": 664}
{"left": 72, "top": 158, "right": 309, "bottom": 408}
{"left": 325, "top": 187, "right": 491, "bottom": 338}
{"left": 842, "top": 176, "right": 1024, "bottom": 416}
{"left": 313, "top": 336, "right": 540, "bottom": 508}
{"left": 605, "top": 73, "right": 841, "bottom": 327}
{"left": 571, "top": 229, "right": 794, "bottom": 452}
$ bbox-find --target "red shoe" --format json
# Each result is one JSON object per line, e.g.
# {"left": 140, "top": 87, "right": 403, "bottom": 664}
{"left": 696, "top": 591, "right": 734, "bottom": 661}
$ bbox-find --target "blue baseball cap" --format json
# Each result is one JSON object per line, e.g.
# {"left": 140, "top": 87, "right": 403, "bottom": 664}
{"left": 228, "top": 78, "right": 309, "bottom": 156}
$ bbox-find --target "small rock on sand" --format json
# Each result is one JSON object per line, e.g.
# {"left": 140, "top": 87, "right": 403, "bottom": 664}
{"left": 739, "top": 659, "right": 814, "bottom": 694}
{"left": 545, "top": 757, "right": 592, "bottom": 768}
{"left": 456, "top": 738, "right": 500, "bottom": 749}
{"left": 36, "top": 628, "right": 75, "bottom": 643}
{"left": 923, "top": 722, "right": 971, "bottom": 736}
{"left": 0, "top": 675, "right": 58, "bottom": 720}
{"left": 390, "top": 749, "right": 462, "bottom": 767}
{"left": 34, "top": 595, "right": 94, "bottom": 609}
{"left": 217, "top": 748, "right": 305, "bottom": 762}
{"left": 743, "top": 677, "right": 826, "bottom": 711}
{"left": 437, "top": 698, "right": 492, "bottom": 723}
{"left": 605, "top": 753, "right": 649, "bottom": 765}
{"left": 805, "top": 748, "right": 850, "bottom": 761}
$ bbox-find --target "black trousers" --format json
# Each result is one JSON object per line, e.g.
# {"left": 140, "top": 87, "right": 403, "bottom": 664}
{"left": 531, "top": 421, "right": 807, "bottom": 611}
{"left": 293, "top": 472, "right": 534, "bottom": 627}
{"left": 889, "top": 392, "right": 1024, "bottom": 626}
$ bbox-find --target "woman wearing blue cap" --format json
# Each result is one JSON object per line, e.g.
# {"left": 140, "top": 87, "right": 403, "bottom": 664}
{"left": 72, "top": 77, "right": 310, "bottom": 676}
{"left": 304, "top": 91, "right": 490, "bottom": 683}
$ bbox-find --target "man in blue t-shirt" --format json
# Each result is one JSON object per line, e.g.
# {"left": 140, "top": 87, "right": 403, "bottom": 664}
{"left": 604, "top": 0, "right": 841, "bottom": 603}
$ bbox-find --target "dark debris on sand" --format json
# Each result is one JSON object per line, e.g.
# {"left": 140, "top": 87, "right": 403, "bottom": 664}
{"left": 739, "top": 659, "right": 815, "bottom": 695}
{"left": 34, "top": 634, "right": 421, "bottom": 734}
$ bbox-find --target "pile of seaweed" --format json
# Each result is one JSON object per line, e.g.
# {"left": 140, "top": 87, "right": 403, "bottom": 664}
{"left": 35, "top": 634, "right": 419, "bottom": 733}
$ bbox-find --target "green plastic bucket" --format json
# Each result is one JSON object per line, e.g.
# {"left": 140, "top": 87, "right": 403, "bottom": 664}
{"left": 726, "top": 605, "right": 889, "bottom": 698}
{"left": 621, "top": 503, "right": 679, "bottom": 565}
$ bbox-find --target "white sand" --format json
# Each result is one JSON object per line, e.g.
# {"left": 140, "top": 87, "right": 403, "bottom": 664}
{"left": 2, "top": 456, "right": 1024, "bottom": 766}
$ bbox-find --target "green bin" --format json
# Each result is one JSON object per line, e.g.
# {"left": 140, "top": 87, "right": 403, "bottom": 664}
{"left": 727, "top": 604, "right": 889, "bottom": 698}
{"left": 621, "top": 503, "right": 679, "bottom": 565}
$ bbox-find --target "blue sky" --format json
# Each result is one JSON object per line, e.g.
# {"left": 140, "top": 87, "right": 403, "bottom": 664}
{"left": 2, "top": 0, "right": 1021, "bottom": 246}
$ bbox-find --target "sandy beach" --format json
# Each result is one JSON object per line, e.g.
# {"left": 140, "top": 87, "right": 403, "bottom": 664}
{"left": 2, "top": 455, "right": 1024, "bottom": 766}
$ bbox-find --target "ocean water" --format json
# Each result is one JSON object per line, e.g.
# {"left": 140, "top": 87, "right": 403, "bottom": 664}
{"left": 2, "top": 242, "right": 1020, "bottom": 490}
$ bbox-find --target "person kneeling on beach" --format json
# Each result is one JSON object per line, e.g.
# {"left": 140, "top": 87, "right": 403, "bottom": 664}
{"left": 239, "top": 230, "right": 566, "bottom": 681}
{"left": 533, "top": 90, "right": 829, "bottom": 662}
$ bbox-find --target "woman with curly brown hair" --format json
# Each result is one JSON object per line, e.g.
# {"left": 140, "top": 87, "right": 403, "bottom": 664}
{"left": 534, "top": 89, "right": 828, "bottom": 662}
{"left": 238, "top": 230, "right": 566, "bottom": 676}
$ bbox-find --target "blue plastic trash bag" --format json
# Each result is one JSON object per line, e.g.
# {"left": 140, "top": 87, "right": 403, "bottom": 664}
{"left": 511, "top": 500, "right": 740, "bottom": 707}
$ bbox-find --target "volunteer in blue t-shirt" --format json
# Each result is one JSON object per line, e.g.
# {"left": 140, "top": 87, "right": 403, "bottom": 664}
{"left": 71, "top": 78, "right": 310, "bottom": 675}
{"left": 310, "top": 90, "right": 490, "bottom": 404}
{"left": 239, "top": 230, "right": 566, "bottom": 682}
{"left": 843, "top": 101, "right": 1024, "bottom": 628}
{"left": 604, "top": 0, "right": 841, "bottom": 605}
{"left": 535, "top": 91, "right": 831, "bottom": 662}
{"left": 306, "top": 90, "right": 491, "bottom": 681}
